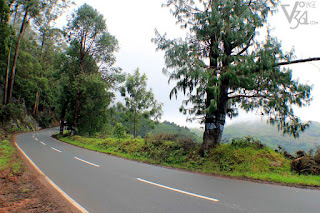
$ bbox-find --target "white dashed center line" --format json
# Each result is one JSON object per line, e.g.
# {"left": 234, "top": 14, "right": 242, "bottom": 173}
{"left": 51, "top": 147, "right": 62, "bottom": 153}
{"left": 137, "top": 178, "right": 219, "bottom": 202}
{"left": 74, "top": 157, "right": 100, "bottom": 167}
{"left": 40, "top": 142, "right": 46, "bottom": 146}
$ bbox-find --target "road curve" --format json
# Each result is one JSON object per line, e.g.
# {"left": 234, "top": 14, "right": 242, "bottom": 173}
{"left": 16, "top": 128, "right": 320, "bottom": 213}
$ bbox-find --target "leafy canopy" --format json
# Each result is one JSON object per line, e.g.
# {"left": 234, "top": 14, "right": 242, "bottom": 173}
{"left": 153, "top": 0, "right": 312, "bottom": 137}
{"left": 120, "top": 69, "right": 163, "bottom": 137}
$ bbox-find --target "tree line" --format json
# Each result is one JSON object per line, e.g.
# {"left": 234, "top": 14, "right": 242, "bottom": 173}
{"left": 0, "top": 0, "right": 162, "bottom": 138}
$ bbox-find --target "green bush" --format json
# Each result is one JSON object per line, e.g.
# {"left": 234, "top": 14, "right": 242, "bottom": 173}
{"left": 230, "top": 136, "right": 264, "bottom": 150}
{"left": 112, "top": 123, "right": 126, "bottom": 138}
{"left": 0, "top": 103, "right": 25, "bottom": 123}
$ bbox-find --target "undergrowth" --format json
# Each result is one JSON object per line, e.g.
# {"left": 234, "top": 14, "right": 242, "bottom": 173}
{"left": 0, "top": 130, "right": 23, "bottom": 176}
{"left": 56, "top": 134, "right": 320, "bottom": 187}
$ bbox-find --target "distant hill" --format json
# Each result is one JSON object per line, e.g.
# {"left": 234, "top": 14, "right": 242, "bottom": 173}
{"left": 151, "top": 121, "right": 202, "bottom": 142}
{"left": 191, "top": 121, "right": 320, "bottom": 154}
{"left": 155, "top": 120, "right": 320, "bottom": 154}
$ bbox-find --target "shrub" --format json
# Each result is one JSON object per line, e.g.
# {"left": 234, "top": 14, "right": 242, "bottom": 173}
{"left": 0, "top": 103, "right": 25, "bottom": 123}
{"left": 112, "top": 123, "right": 126, "bottom": 138}
{"left": 230, "top": 137, "right": 264, "bottom": 150}
{"left": 291, "top": 147, "right": 320, "bottom": 175}
{"left": 177, "top": 137, "right": 197, "bottom": 152}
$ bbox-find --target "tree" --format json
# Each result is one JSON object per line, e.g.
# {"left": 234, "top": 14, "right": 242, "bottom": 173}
{"left": 59, "top": 3, "right": 121, "bottom": 135}
{"left": 31, "top": 0, "right": 71, "bottom": 115}
{"left": 1, "top": 0, "right": 11, "bottom": 104}
{"left": 154, "top": 0, "right": 316, "bottom": 155}
{"left": 120, "top": 69, "right": 163, "bottom": 138}
{"left": 5, "top": 0, "right": 42, "bottom": 104}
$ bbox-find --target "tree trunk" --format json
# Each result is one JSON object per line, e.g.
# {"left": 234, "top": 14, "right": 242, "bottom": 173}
{"left": 39, "top": 29, "right": 46, "bottom": 61}
{"left": 59, "top": 99, "right": 68, "bottom": 135}
{"left": 72, "top": 91, "right": 81, "bottom": 135}
{"left": 3, "top": 4, "right": 18, "bottom": 105}
{"left": 32, "top": 91, "right": 39, "bottom": 115}
{"left": 7, "top": 7, "right": 29, "bottom": 103}
{"left": 3, "top": 48, "right": 11, "bottom": 104}
{"left": 199, "top": 34, "right": 228, "bottom": 156}
{"left": 200, "top": 83, "right": 228, "bottom": 156}
{"left": 133, "top": 108, "right": 137, "bottom": 138}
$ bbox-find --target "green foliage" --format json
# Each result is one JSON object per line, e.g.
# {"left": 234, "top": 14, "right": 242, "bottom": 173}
{"left": 0, "top": 0, "right": 10, "bottom": 75}
{"left": 209, "top": 144, "right": 290, "bottom": 174}
{"left": 113, "top": 123, "right": 126, "bottom": 139}
{"left": 120, "top": 68, "right": 163, "bottom": 138}
{"left": 0, "top": 103, "right": 24, "bottom": 123}
{"left": 154, "top": 0, "right": 312, "bottom": 145}
{"left": 0, "top": 132, "right": 22, "bottom": 174}
{"left": 230, "top": 137, "right": 265, "bottom": 150}
{"left": 66, "top": 3, "right": 119, "bottom": 70}
{"left": 57, "top": 3, "right": 122, "bottom": 136}
{"left": 77, "top": 74, "right": 112, "bottom": 135}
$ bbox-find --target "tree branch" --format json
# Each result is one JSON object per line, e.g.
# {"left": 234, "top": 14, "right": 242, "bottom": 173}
{"left": 228, "top": 93, "right": 268, "bottom": 99}
{"left": 276, "top": 57, "right": 320, "bottom": 66}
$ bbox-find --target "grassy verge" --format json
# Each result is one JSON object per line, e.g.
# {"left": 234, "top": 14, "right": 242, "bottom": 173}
{"left": 56, "top": 134, "right": 320, "bottom": 187}
{"left": 0, "top": 131, "right": 22, "bottom": 176}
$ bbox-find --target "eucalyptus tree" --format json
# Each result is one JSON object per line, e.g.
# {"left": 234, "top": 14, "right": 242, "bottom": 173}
{"left": 60, "top": 3, "right": 121, "bottom": 134}
{"left": 0, "top": 0, "right": 10, "bottom": 97}
{"left": 120, "top": 69, "right": 163, "bottom": 138}
{"left": 31, "top": 0, "right": 71, "bottom": 115}
{"left": 5, "top": 0, "right": 43, "bottom": 104}
{"left": 154, "top": 0, "right": 317, "bottom": 154}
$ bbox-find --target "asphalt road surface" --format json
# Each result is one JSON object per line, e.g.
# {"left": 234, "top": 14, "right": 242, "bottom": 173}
{"left": 15, "top": 128, "right": 320, "bottom": 213}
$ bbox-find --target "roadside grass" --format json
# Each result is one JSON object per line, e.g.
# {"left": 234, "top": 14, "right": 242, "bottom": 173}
{"left": 0, "top": 131, "right": 22, "bottom": 175}
{"left": 56, "top": 134, "right": 320, "bottom": 187}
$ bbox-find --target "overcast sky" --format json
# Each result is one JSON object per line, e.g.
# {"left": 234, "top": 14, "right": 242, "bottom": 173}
{"left": 60, "top": 0, "right": 320, "bottom": 128}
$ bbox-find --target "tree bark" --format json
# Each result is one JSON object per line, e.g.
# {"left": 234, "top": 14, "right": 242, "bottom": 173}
{"left": 59, "top": 99, "right": 68, "bottom": 135}
{"left": 200, "top": 84, "right": 228, "bottom": 156}
{"left": 199, "top": 33, "right": 224, "bottom": 156}
{"left": 133, "top": 108, "right": 137, "bottom": 138}
{"left": 3, "top": 4, "right": 18, "bottom": 105}
{"left": 7, "top": 7, "right": 29, "bottom": 103}
{"left": 32, "top": 91, "right": 39, "bottom": 115}
{"left": 3, "top": 48, "right": 11, "bottom": 104}
{"left": 72, "top": 91, "right": 81, "bottom": 135}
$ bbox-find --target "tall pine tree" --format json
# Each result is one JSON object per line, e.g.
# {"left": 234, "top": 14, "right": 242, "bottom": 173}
{"left": 154, "top": 0, "right": 314, "bottom": 155}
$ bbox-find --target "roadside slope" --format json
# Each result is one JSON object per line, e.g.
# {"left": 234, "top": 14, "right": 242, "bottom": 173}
{"left": 0, "top": 129, "right": 78, "bottom": 212}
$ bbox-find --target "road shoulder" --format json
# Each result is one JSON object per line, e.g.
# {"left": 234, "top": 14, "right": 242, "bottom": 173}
{"left": 5, "top": 133, "right": 82, "bottom": 212}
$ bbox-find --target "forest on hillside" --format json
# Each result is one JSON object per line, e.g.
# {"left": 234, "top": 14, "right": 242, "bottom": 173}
{"left": 0, "top": 0, "right": 162, "bottom": 137}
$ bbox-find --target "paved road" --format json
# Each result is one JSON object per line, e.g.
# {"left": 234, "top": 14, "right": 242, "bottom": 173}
{"left": 16, "top": 128, "right": 320, "bottom": 213}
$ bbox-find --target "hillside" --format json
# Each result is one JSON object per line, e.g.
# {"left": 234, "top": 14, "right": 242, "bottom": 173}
{"left": 150, "top": 121, "right": 202, "bottom": 142}
{"left": 190, "top": 121, "right": 320, "bottom": 154}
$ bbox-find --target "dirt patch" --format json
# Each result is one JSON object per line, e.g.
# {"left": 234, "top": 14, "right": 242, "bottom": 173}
{"left": 0, "top": 133, "right": 78, "bottom": 213}
{"left": 0, "top": 169, "right": 64, "bottom": 212}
